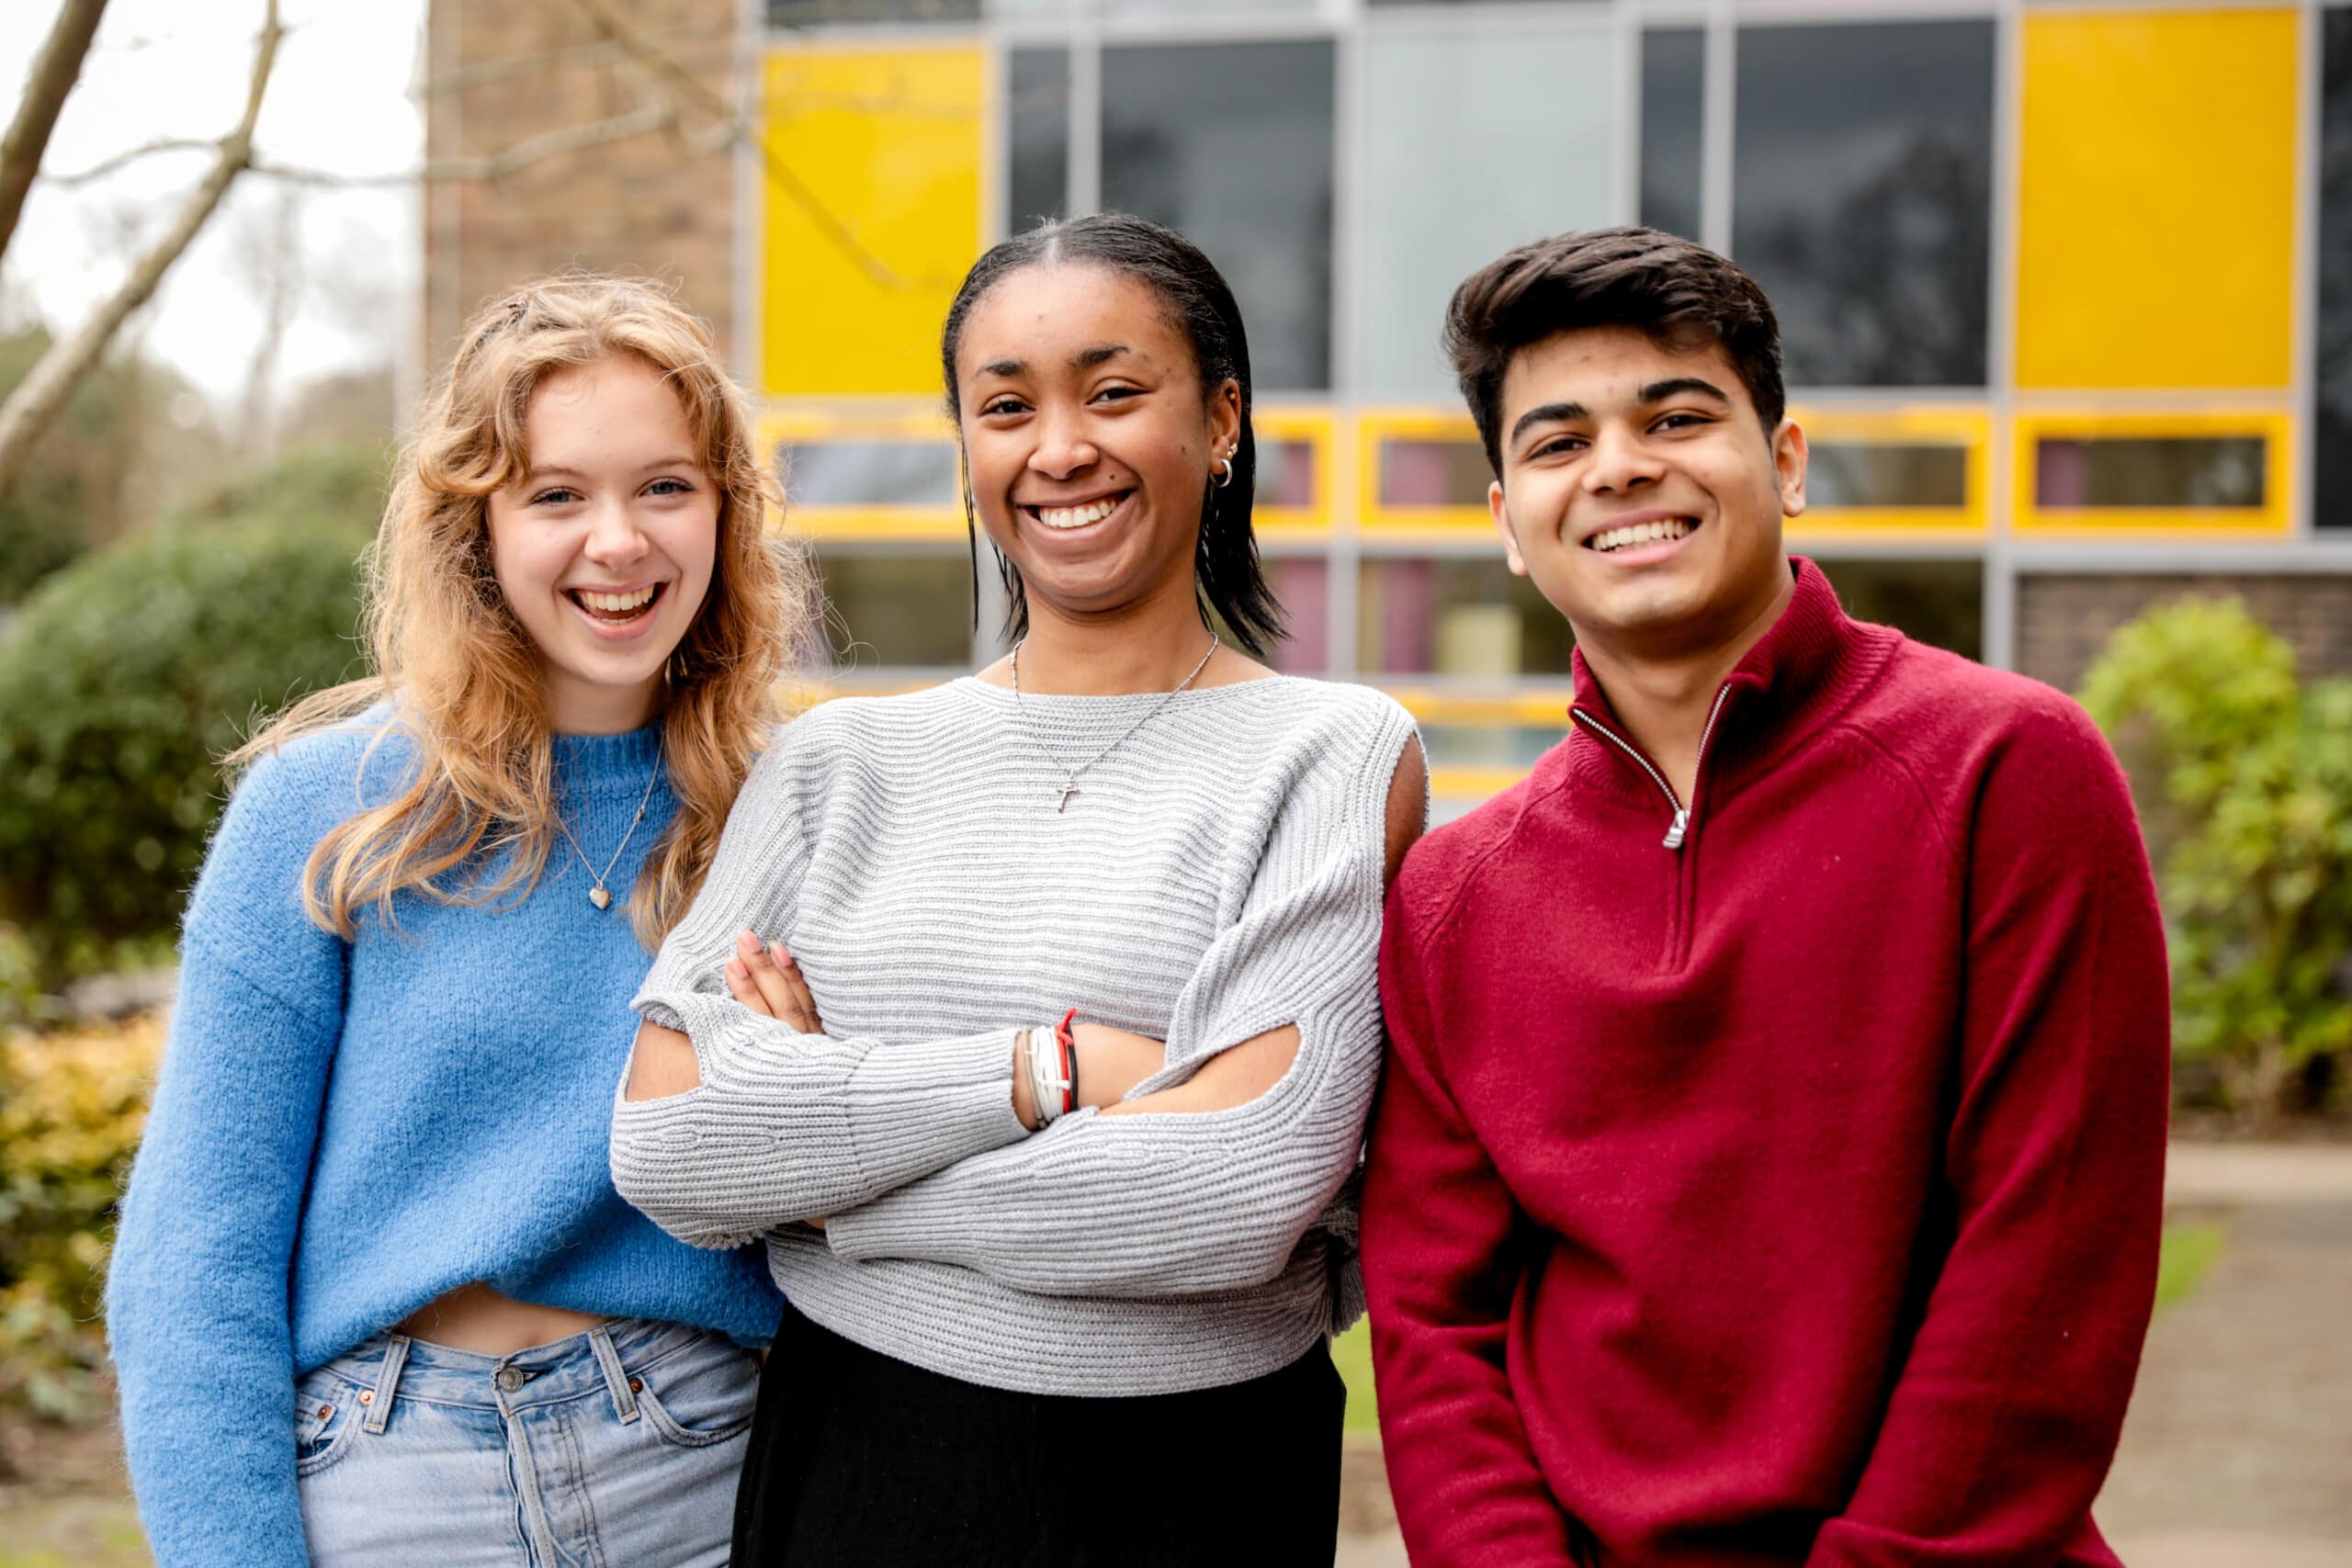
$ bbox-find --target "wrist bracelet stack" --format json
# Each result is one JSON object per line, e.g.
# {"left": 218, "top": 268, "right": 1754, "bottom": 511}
{"left": 1021, "top": 1009, "right": 1082, "bottom": 1128}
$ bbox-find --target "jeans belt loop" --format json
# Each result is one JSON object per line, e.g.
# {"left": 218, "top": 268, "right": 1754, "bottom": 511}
{"left": 362, "top": 1335, "right": 412, "bottom": 1436}
{"left": 587, "top": 1323, "right": 639, "bottom": 1425}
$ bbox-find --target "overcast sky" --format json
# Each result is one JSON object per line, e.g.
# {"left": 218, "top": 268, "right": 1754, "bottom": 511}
{"left": 2, "top": 0, "right": 429, "bottom": 402}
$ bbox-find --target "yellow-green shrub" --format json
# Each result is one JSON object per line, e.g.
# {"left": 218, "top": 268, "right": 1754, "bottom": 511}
{"left": 0, "top": 1012, "right": 161, "bottom": 1422}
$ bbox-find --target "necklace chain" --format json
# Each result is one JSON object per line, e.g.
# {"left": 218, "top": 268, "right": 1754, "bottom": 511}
{"left": 552, "top": 751, "right": 664, "bottom": 909}
{"left": 1010, "top": 634, "right": 1218, "bottom": 813}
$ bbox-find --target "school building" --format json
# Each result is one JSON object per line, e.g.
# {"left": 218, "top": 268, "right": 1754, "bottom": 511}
{"left": 424, "top": 0, "right": 2352, "bottom": 812}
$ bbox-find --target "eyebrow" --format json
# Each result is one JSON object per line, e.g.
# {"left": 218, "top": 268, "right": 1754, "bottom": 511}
{"left": 1508, "top": 378, "right": 1735, "bottom": 450}
{"left": 975, "top": 344, "right": 1136, "bottom": 380}
{"left": 526, "top": 457, "right": 698, "bottom": 482}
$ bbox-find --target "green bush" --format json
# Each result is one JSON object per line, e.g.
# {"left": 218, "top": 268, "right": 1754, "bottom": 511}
{"left": 0, "top": 461, "right": 375, "bottom": 986}
{"left": 0, "top": 330, "right": 154, "bottom": 606}
{"left": 2081, "top": 596, "right": 2352, "bottom": 1116}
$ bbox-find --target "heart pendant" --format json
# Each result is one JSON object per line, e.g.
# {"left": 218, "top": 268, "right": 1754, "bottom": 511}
{"left": 589, "top": 885, "right": 612, "bottom": 910}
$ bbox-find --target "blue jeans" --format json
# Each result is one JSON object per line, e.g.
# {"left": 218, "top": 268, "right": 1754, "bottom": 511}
{"left": 295, "top": 1318, "right": 757, "bottom": 1567}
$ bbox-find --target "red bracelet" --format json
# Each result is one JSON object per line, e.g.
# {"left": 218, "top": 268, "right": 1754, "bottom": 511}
{"left": 1056, "top": 1008, "right": 1079, "bottom": 1116}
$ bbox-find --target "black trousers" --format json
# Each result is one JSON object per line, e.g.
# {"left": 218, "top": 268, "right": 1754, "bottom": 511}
{"left": 733, "top": 1302, "right": 1346, "bottom": 1567}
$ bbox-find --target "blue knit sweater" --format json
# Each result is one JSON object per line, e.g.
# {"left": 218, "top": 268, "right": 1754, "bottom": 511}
{"left": 106, "top": 712, "right": 782, "bottom": 1568}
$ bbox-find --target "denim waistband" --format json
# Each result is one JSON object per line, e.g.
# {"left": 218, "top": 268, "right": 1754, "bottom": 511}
{"left": 311, "top": 1317, "right": 725, "bottom": 1419}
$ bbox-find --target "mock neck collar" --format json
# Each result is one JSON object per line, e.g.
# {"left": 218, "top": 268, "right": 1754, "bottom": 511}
{"left": 551, "top": 721, "right": 667, "bottom": 798}
{"left": 1551, "top": 557, "right": 1896, "bottom": 801}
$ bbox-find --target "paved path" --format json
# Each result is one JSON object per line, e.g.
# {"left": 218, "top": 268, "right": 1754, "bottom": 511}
{"left": 1337, "top": 1142, "right": 2352, "bottom": 1568}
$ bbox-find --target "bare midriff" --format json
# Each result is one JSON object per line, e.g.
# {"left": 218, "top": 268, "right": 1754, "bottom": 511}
{"left": 393, "top": 1280, "right": 610, "bottom": 1356}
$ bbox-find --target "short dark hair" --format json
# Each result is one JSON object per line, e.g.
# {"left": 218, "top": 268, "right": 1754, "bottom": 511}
{"left": 1443, "top": 227, "right": 1785, "bottom": 478}
{"left": 940, "top": 212, "right": 1285, "bottom": 657}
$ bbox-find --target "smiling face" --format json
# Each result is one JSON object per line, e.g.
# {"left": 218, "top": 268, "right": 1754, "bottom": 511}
{"left": 1489, "top": 324, "right": 1807, "bottom": 664}
{"left": 485, "top": 354, "right": 719, "bottom": 733}
{"left": 953, "top": 263, "right": 1240, "bottom": 631}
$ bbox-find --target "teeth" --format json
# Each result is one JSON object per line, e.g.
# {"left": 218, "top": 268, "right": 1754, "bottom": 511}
{"left": 578, "top": 586, "right": 656, "bottom": 613}
{"left": 1591, "top": 518, "right": 1695, "bottom": 554}
{"left": 1035, "top": 496, "right": 1120, "bottom": 530}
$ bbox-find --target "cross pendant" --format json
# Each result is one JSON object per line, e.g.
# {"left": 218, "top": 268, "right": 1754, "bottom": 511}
{"left": 1055, "top": 777, "right": 1080, "bottom": 813}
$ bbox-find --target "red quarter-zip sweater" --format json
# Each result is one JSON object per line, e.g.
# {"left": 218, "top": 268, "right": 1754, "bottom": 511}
{"left": 1362, "top": 559, "right": 2170, "bottom": 1568}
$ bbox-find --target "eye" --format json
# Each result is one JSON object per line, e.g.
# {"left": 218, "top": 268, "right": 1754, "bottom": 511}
{"left": 1091, "top": 384, "right": 1143, "bottom": 405}
{"left": 979, "top": 395, "right": 1029, "bottom": 418}
{"left": 1530, "top": 434, "right": 1586, "bottom": 460}
{"left": 529, "top": 487, "right": 581, "bottom": 507}
{"left": 645, "top": 477, "right": 695, "bottom": 497}
{"left": 1655, "top": 412, "right": 1713, "bottom": 433}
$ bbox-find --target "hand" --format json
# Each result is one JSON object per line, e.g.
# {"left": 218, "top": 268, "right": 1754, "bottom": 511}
{"left": 723, "top": 930, "right": 824, "bottom": 1033}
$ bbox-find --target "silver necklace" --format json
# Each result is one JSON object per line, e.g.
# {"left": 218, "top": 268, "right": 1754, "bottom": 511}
{"left": 1010, "top": 634, "right": 1218, "bottom": 813}
{"left": 552, "top": 753, "right": 663, "bottom": 909}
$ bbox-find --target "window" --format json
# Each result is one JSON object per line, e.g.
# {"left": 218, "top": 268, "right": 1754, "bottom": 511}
{"left": 1378, "top": 438, "right": 1491, "bottom": 510}
{"left": 1357, "top": 558, "right": 1573, "bottom": 678}
{"left": 1805, "top": 445, "right": 1969, "bottom": 511}
{"left": 1102, "top": 40, "right": 1335, "bottom": 390}
{"left": 1640, "top": 29, "right": 1704, "bottom": 241}
{"left": 1812, "top": 558, "right": 1982, "bottom": 661}
{"left": 1357, "top": 25, "right": 1615, "bottom": 399}
{"left": 1007, "top": 49, "right": 1069, "bottom": 233}
{"left": 813, "top": 550, "right": 976, "bottom": 671}
{"left": 2033, "top": 438, "right": 2266, "bottom": 510}
{"left": 2320, "top": 8, "right": 2352, "bottom": 528}
{"left": 1732, "top": 21, "right": 1994, "bottom": 389}
{"left": 1223, "top": 557, "right": 1329, "bottom": 676}
{"left": 2017, "top": 8, "right": 2297, "bottom": 389}
{"left": 782, "top": 440, "right": 960, "bottom": 509}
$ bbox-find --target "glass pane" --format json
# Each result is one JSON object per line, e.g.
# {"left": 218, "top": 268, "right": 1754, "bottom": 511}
{"left": 1102, "top": 40, "right": 1335, "bottom": 391}
{"left": 1105, "top": 0, "right": 1318, "bottom": 12}
{"left": 1236, "top": 557, "right": 1329, "bottom": 676}
{"left": 1379, "top": 439, "right": 1490, "bottom": 508}
{"left": 1257, "top": 438, "right": 1317, "bottom": 510}
{"left": 1008, "top": 49, "right": 1069, "bottom": 233}
{"left": 1805, "top": 444, "right": 1968, "bottom": 509}
{"left": 1732, "top": 21, "right": 1994, "bottom": 388}
{"left": 1358, "top": 27, "right": 1617, "bottom": 399}
{"left": 814, "top": 551, "right": 974, "bottom": 669}
{"left": 1358, "top": 558, "right": 1576, "bottom": 677}
{"left": 2033, "top": 438, "right": 2266, "bottom": 509}
{"left": 1812, "top": 558, "right": 1982, "bottom": 660}
{"left": 1420, "top": 723, "right": 1565, "bottom": 773}
{"left": 1641, "top": 29, "right": 1704, "bottom": 241}
{"left": 2320, "top": 9, "right": 2352, "bottom": 528}
{"left": 769, "top": 0, "right": 979, "bottom": 21}
{"left": 782, "top": 440, "right": 961, "bottom": 507}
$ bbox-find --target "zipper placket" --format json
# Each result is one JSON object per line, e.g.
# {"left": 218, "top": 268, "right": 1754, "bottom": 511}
{"left": 1569, "top": 684, "right": 1734, "bottom": 851}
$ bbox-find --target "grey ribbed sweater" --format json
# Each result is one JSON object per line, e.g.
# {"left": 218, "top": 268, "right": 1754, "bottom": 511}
{"left": 609, "top": 673, "right": 1416, "bottom": 1396}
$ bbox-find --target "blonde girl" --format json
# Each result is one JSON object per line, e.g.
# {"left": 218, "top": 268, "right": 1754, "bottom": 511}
{"left": 107, "top": 275, "right": 806, "bottom": 1568}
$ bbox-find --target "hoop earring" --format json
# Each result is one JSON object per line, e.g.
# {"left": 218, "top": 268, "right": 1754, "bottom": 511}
{"left": 1211, "top": 455, "right": 1235, "bottom": 490}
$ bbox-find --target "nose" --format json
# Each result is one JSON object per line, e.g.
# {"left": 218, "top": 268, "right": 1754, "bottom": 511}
{"left": 581, "top": 495, "right": 652, "bottom": 568}
{"left": 1579, "top": 421, "right": 1665, "bottom": 498}
{"left": 1026, "top": 406, "right": 1098, "bottom": 481}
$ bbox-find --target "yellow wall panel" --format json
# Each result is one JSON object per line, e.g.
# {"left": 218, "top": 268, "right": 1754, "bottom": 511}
{"left": 2017, "top": 9, "right": 2297, "bottom": 390}
{"left": 760, "top": 45, "right": 988, "bottom": 398}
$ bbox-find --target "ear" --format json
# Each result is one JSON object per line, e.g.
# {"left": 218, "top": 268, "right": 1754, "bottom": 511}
{"left": 1207, "top": 378, "right": 1242, "bottom": 464}
{"left": 1488, "top": 479, "right": 1527, "bottom": 577}
{"left": 1773, "top": 418, "right": 1808, "bottom": 520}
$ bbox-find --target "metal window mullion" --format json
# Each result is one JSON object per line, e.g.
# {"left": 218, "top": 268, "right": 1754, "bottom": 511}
{"left": 1069, "top": 21, "right": 1101, "bottom": 217}
{"left": 1699, "top": 0, "right": 1736, "bottom": 255}
{"left": 2291, "top": 0, "right": 2323, "bottom": 536}
{"left": 1614, "top": 0, "right": 1645, "bottom": 227}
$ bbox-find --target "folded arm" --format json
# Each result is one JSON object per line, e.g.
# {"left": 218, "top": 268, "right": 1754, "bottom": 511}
{"left": 820, "top": 728, "right": 1422, "bottom": 1298}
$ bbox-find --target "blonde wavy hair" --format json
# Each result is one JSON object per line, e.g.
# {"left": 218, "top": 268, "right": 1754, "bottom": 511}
{"left": 240, "top": 273, "right": 809, "bottom": 951}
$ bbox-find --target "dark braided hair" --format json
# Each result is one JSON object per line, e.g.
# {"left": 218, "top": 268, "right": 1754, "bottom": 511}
{"left": 940, "top": 212, "right": 1286, "bottom": 656}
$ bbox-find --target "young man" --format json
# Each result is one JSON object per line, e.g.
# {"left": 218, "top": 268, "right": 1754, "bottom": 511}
{"left": 1360, "top": 228, "right": 2170, "bottom": 1568}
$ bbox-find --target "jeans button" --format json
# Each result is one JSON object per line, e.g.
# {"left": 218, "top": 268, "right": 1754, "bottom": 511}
{"left": 496, "top": 1366, "right": 526, "bottom": 1393}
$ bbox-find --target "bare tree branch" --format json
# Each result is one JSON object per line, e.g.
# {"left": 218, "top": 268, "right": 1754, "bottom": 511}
{"left": 41, "top": 135, "right": 217, "bottom": 189}
{"left": 0, "top": 1, "right": 282, "bottom": 508}
{"left": 0, "top": 0, "right": 111, "bottom": 266}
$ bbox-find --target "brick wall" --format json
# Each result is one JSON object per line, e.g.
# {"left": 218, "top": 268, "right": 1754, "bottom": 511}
{"left": 423, "top": 0, "right": 741, "bottom": 378}
{"left": 2018, "top": 573, "right": 2352, "bottom": 694}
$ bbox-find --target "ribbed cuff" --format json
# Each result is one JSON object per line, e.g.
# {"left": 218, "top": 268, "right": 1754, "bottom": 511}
{"left": 844, "top": 1025, "right": 1029, "bottom": 1179}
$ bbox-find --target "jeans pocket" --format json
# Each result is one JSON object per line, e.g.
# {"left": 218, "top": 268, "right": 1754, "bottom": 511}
{"left": 293, "top": 1371, "right": 367, "bottom": 1478}
{"left": 634, "top": 1337, "right": 759, "bottom": 1450}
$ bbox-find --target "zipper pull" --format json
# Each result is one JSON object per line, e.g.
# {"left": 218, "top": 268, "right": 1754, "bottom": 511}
{"left": 1663, "top": 808, "right": 1689, "bottom": 852}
